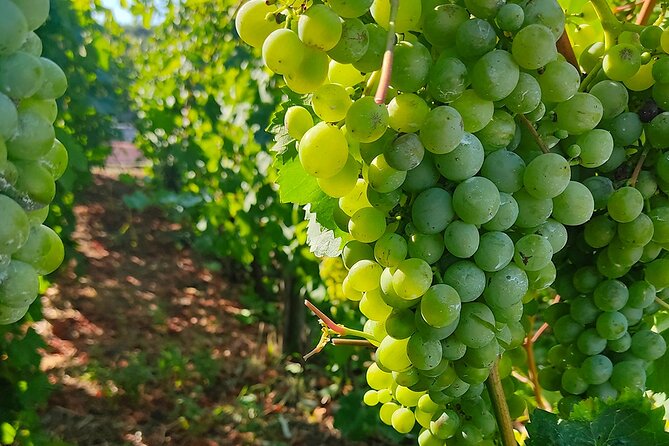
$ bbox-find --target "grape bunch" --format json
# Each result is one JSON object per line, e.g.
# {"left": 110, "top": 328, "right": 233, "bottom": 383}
{"left": 235, "top": 0, "right": 669, "bottom": 442}
{"left": 0, "top": 0, "right": 68, "bottom": 324}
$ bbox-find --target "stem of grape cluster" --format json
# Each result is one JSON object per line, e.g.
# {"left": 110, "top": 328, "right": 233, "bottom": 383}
{"left": 557, "top": 31, "right": 579, "bottom": 69}
{"left": 486, "top": 361, "right": 517, "bottom": 446}
{"left": 579, "top": 61, "right": 603, "bottom": 92}
{"left": 630, "top": 147, "right": 650, "bottom": 187}
{"left": 655, "top": 296, "right": 669, "bottom": 311}
{"left": 524, "top": 316, "right": 551, "bottom": 411}
{"left": 374, "top": 0, "right": 399, "bottom": 104}
{"left": 518, "top": 115, "right": 550, "bottom": 154}
{"left": 589, "top": 0, "right": 646, "bottom": 47}
{"left": 636, "top": 0, "right": 657, "bottom": 25}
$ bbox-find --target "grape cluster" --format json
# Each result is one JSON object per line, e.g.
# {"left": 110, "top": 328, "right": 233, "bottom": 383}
{"left": 0, "top": 0, "right": 67, "bottom": 324}
{"left": 236, "top": 0, "right": 669, "bottom": 442}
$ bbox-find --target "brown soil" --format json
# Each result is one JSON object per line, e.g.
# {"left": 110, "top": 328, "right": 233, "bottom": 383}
{"left": 37, "top": 173, "right": 387, "bottom": 446}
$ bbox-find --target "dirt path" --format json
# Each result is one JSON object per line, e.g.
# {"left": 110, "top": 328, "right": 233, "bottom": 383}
{"left": 36, "top": 173, "right": 377, "bottom": 446}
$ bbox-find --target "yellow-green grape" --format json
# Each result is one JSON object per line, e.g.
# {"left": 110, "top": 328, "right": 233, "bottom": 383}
{"left": 299, "top": 122, "right": 349, "bottom": 178}
{"left": 14, "top": 160, "right": 56, "bottom": 206}
{"left": 262, "top": 29, "right": 305, "bottom": 75}
{"left": 392, "top": 407, "right": 416, "bottom": 434}
{"left": 378, "top": 388, "right": 393, "bottom": 403}
{"left": 0, "top": 92, "right": 17, "bottom": 139}
{"left": 234, "top": 0, "right": 281, "bottom": 49}
{"left": 379, "top": 401, "right": 401, "bottom": 425}
{"left": 284, "top": 46, "right": 329, "bottom": 94}
{"left": 328, "top": 60, "right": 366, "bottom": 87}
{"left": 20, "top": 31, "right": 42, "bottom": 56}
{"left": 298, "top": 4, "right": 343, "bottom": 51}
{"left": 0, "top": 51, "right": 44, "bottom": 99}
{"left": 7, "top": 110, "right": 55, "bottom": 160}
{"left": 40, "top": 139, "right": 68, "bottom": 181}
{"left": 349, "top": 207, "right": 387, "bottom": 243}
{"left": 284, "top": 106, "right": 314, "bottom": 141}
{"left": 0, "top": 195, "right": 29, "bottom": 255}
{"left": 392, "top": 258, "right": 433, "bottom": 300}
{"left": 371, "top": 0, "right": 421, "bottom": 33}
{"left": 0, "top": 0, "right": 28, "bottom": 56}
{"left": 346, "top": 96, "right": 389, "bottom": 143}
{"left": 18, "top": 98, "right": 57, "bottom": 124}
{"left": 388, "top": 93, "right": 430, "bottom": 133}
{"left": 342, "top": 276, "right": 363, "bottom": 301}
{"left": 339, "top": 178, "right": 372, "bottom": 216}
{"left": 31, "top": 228, "right": 64, "bottom": 275}
{"left": 377, "top": 336, "right": 412, "bottom": 371}
{"left": 347, "top": 259, "right": 383, "bottom": 291}
{"left": 328, "top": 0, "right": 374, "bottom": 18}
{"left": 10, "top": 0, "right": 50, "bottom": 31}
{"left": 317, "top": 156, "right": 360, "bottom": 198}
{"left": 624, "top": 60, "right": 655, "bottom": 92}
{"left": 363, "top": 389, "right": 379, "bottom": 406}
{"left": 35, "top": 58, "right": 67, "bottom": 100}
{"left": 312, "top": 83, "right": 353, "bottom": 122}
{"left": 661, "top": 27, "right": 669, "bottom": 53}
{"left": 0, "top": 260, "right": 39, "bottom": 308}
{"left": 366, "top": 361, "right": 394, "bottom": 389}
{"left": 602, "top": 43, "right": 641, "bottom": 81}
{"left": 395, "top": 385, "right": 424, "bottom": 407}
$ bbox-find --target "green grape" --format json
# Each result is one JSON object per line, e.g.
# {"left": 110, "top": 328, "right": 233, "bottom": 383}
{"left": 587, "top": 382, "right": 618, "bottom": 401}
{"left": 607, "top": 186, "right": 644, "bottom": 224}
{"left": 464, "top": 340, "right": 499, "bottom": 369}
{"left": 443, "top": 261, "right": 486, "bottom": 302}
{"left": 608, "top": 332, "right": 632, "bottom": 353}
{"left": 385, "top": 308, "right": 416, "bottom": 339}
{"left": 453, "top": 177, "right": 500, "bottom": 225}
{"left": 0, "top": 303, "right": 28, "bottom": 325}
{"left": 631, "top": 330, "right": 666, "bottom": 361}
{"left": 396, "top": 385, "right": 424, "bottom": 407}
{"left": 555, "top": 93, "right": 604, "bottom": 135}
{"left": 368, "top": 154, "right": 406, "bottom": 193}
{"left": 391, "top": 40, "right": 432, "bottom": 93}
{"left": 584, "top": 214, "right": 616, "bottom": 248}
{"left": 454, "top": 361, "right": 490, "bottom": 385}
{"left": 328, "top": 0, "right": 373, "bottom": 18}
{"left": 464, "top": 0, "right": 503, "bottom": 19}
{"left": 408, "top": 232, "right": 444, "bottom": 265}
{"left": 370, "top": 0, "right": 421, "bottom": 33}
{"left": 513, "top": 188, "right": 553, "bottom": 228}
{"left": 523, "top": 153, "right": 570, "bottom": 199}
{"left": 552, "top": 181, "right": 595, "bottom": 226}
{"left": 573, "top": 266, "right": 603, "bottom": 294}
{"left": 580, "top": 41, "right": 605, "bottom": 72}
{"left": 385, "top": 133, "right": 425, "bottom": 171}
{"left": 653, "top": 82, "right": 669, "bottom": 110}
{"left": 360, "top": 288, "right": 392, "bottom": 320}
{"left": 621, "top": 305, "right": 643, "bottom": 325}
{"left": 12, "top": 223, "right": 50, "bottom": 266}
{"left": 0, "top": 195, "right": 29, "bottom": 255}
{"left": 420, "top": 106, "right": 464, "bottom": 154}
{"left": 455, "top": 303, "right": 495, "bottom": 348}
{"left": 646, "top": 112, "right": 669, "bottom": 149}
{"left": 14, "top": 160, "right": 55, "bottom": 206}
{"left": 403, "top": 154, "right": 440, "bottom": 193}
{"left": 430, "top": 409, "right": 460, "bottom": 440}
{"left": 473, "top": 231, "right": 514, "bottom": 272}
{"left": 476, "top": 110, "right": 516, "bottom": 151}
{"left": 346, "top": 96, "right": 389, "bottom": 143}
{"left": 641, "top": 242, "right": 662, "bottom": 263}
{"left": 470, "top": 49, "right": 519, "bottom": 102}
{"left": 523, "top": 0, "right": 565, "bottom": 40}
{"left": 360, "top": 128, "right": 395, "bottom": 164}
{"left": 597, "top": 248, "right": 630, "bottom": 279}
{"left": 283, "top": 46, "right": 329, "bottom": 94}
{"left": 392, "top": 258, "right": 433, "bottom": 300}
{"left": 10, "top": 0, "right": 49, "bottom": 31}
{"left": 349, "top": 207, "right": 387, "bottom": 243}
{"left": 581, "top": 355, "right": 613, "bottom": 385}
{"left": 645, "top": 258, "right": 669, "bottom": 290}
{"left": 378, "top": 388, "right": 393, "bottom": 404}
{"left": 363, "top": 389, "right": 379, "bottom": 406}
{"left": 539, "top": 367, "right": 562, "bottom": 391}
{"left": 423, "top": 4, "right": 469, "bottom": 48}
{"left": 602, "top": 43, "right": 641, "bottom": 81}
{"left": 441, "top": 337, "right": 467, "bottom": 362}
{"left": 602, "top": 111, "right": 643, "bottom": 146}
{"left": 343, "top": 240, "right": 374, "bottom": 268}
{"left": 299, "top": 122, "right": 348, "bottom": 178}
{"left": 561, "top": 367, "right": 588, "bottom": 395}
{"left": 347, "top": 259, "right": 383, "bottom": 292}
{"left": 412, "top": 187, "right": 455, "bottom": 235}
{"left": 553, "top": 315, "right": 584, "bottom": 344}
{"left": 525, "top": 102, "right": 546, "bottom": 122}
{"left": 635, "top": 171, "right": 658, "bottom": 200}
{"left": 7, "top": 110, "right": 55, "bottom": 161}
{"left": 443, "top": 221, "right": 479, "bottom": 259}
{"left": 312, "top": 83, "right": 352, "bottom": 122}
{"left": 576, "top": 328, "right": 606, "bottom": 356}
{"left": 628, "top": 281, "right": 656, "bottom": 309}
{"left": 512, "top": 24, "right": 557, "bottom": 69}
{"left": 377, "top": 336, "right": 412, "bottom": 372}
{"left": 30, "top": 225, "right": 62, "bottom": 276}
{"left": 514, "top": 234, "right": 553, "bottom": 272}
{"left": 577, "top": 129, "right": 614, "bottom": 168}
{"left": 533, "top": 218, "right": 568, "bottom": 253}
{"left": 535, "top": 59, "right": 580, "bottom": 103}
{"left": 40, "top": 139, "right": 68, "bottom": 181}
{"left": 481, "top": 150, "right": 525, "bottom": 194}
{"left": 640, "top": 25, "right": 662, "bottom": 49}
{"left": 617, "top": 213, "right": 653, "bottom": 246}
{"left": 374, "top": 233, "right": 408, "bottom": 268}
{"left": 484, "top": 263, "right": 529, "bottom": 307}
{"left": 328, "top": 17, "right": 369, "bottom": 64}
{"left": 298, "top": 4, "right": 342, "bottom": 51}
{"left": 0, "top": 92, "right": 17, "bottom": 140}
{"left": 589, "top": 80, "right": 629, "bottom": 120}
{"left": 483, "top": 193, "right": 519, "bottom": 232}
{"left": 353, "top": 23, "right": 386, "bottom": 72}
{"left": 0, "top": 51, "right": 44, "bottom": 99}
{"left": 25, "top": 206, "right": 49, "bottom": 226}
{"left": 408, "top": 333, "right": 443, "bottom": 370}
{"left": 570, "top": 297, "right": 600, "bottom": 325}
{"left": 379, "top": 401, "right": 400, "bottom": 425}
{"left": 234, "top": 0, "right": 281, "bottom": 49}
{"left": 18, "top": 97, "right": 57, "bottom": 124}
{"left": 343, "top": 276, "right": 364, "bottom": 301}
{"left": 433, "top": 133, "right": 484, "bottom": 182}
{"left": 368, "top": 188, "right": 401, "bottom": 212}
{"left": 34, "top": 58, "right": 67, "bottom": 100}
{"left": 416, "top": 311, "right": 459, "bottom": 340}
{"left": 388, "top": 94, "right": 429, "bottom": 134}
{"left": 0, "top": 0, "right": 28, "bottom": 56}
{"left": 19, "top": 31, "right": 41, "bottom": 56}
{"left": 427, "top": 55, "right": 469, "bottom": 104}
{"left": 0, "top": 259, "right": 38, "bottom": 311}
{"left": 610, "top": 361, "right": 646, "bottom": 392}
{"left": 504, "top": 72, "right": 541, "bottom": 115}
{"left": 318, "top": 156, "right": 359, "bottom": 198}
{"left": 652, "top": 56, "right": 669, "bottom": 82}
{"left": 450, "top": 89, "right": 494, "bottom": 133}
{"left": 455, "top": 18, "right": 496, "bottom": 59}
{"left": 596, "top": 311, "right": 628, "bottom": 341}
{"left": 594, "top": 279, "right": 628, "bottom": 312}
{"left": 496, "top": 3, "right": 524, "bottom": 32}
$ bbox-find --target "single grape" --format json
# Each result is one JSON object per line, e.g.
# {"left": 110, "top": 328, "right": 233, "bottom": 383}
{"left": 299, "top": 122, "right": 348, "bottom": 178}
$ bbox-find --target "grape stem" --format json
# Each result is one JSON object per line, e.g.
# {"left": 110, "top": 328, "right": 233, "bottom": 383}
{"left": 579, "top": 61, "right": 603, "bottom": 92}
{"left": 655, "top": 296, "right": 669, "bottom": 311}
{"left": 557, "top": 31, "right": 579, "bottom": 70}
{"left": 486, "top": 361, "right": 518, "bottom": 446}
{"left": 374, "top": 0, "right": 399, "bottom": 104}
{"left": 524, "top": 315, "right": 552, "bottom": 411}
{"left": 630, "top": 147, "right": 650, "bottom": 187}
{"left": 636, "top": 0, "right": 657, "bottom": 25}
{"left": 589, "top": 0, "right": 646, "bottom": 47}
{"left": 518, "top": 114, "right": 550, "bottom": 154}
{"left": 304, "top": 300, "right": 346, "bottom": 335}
{"left": 331, "top": 339, "right": 375, "bottom": 347}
